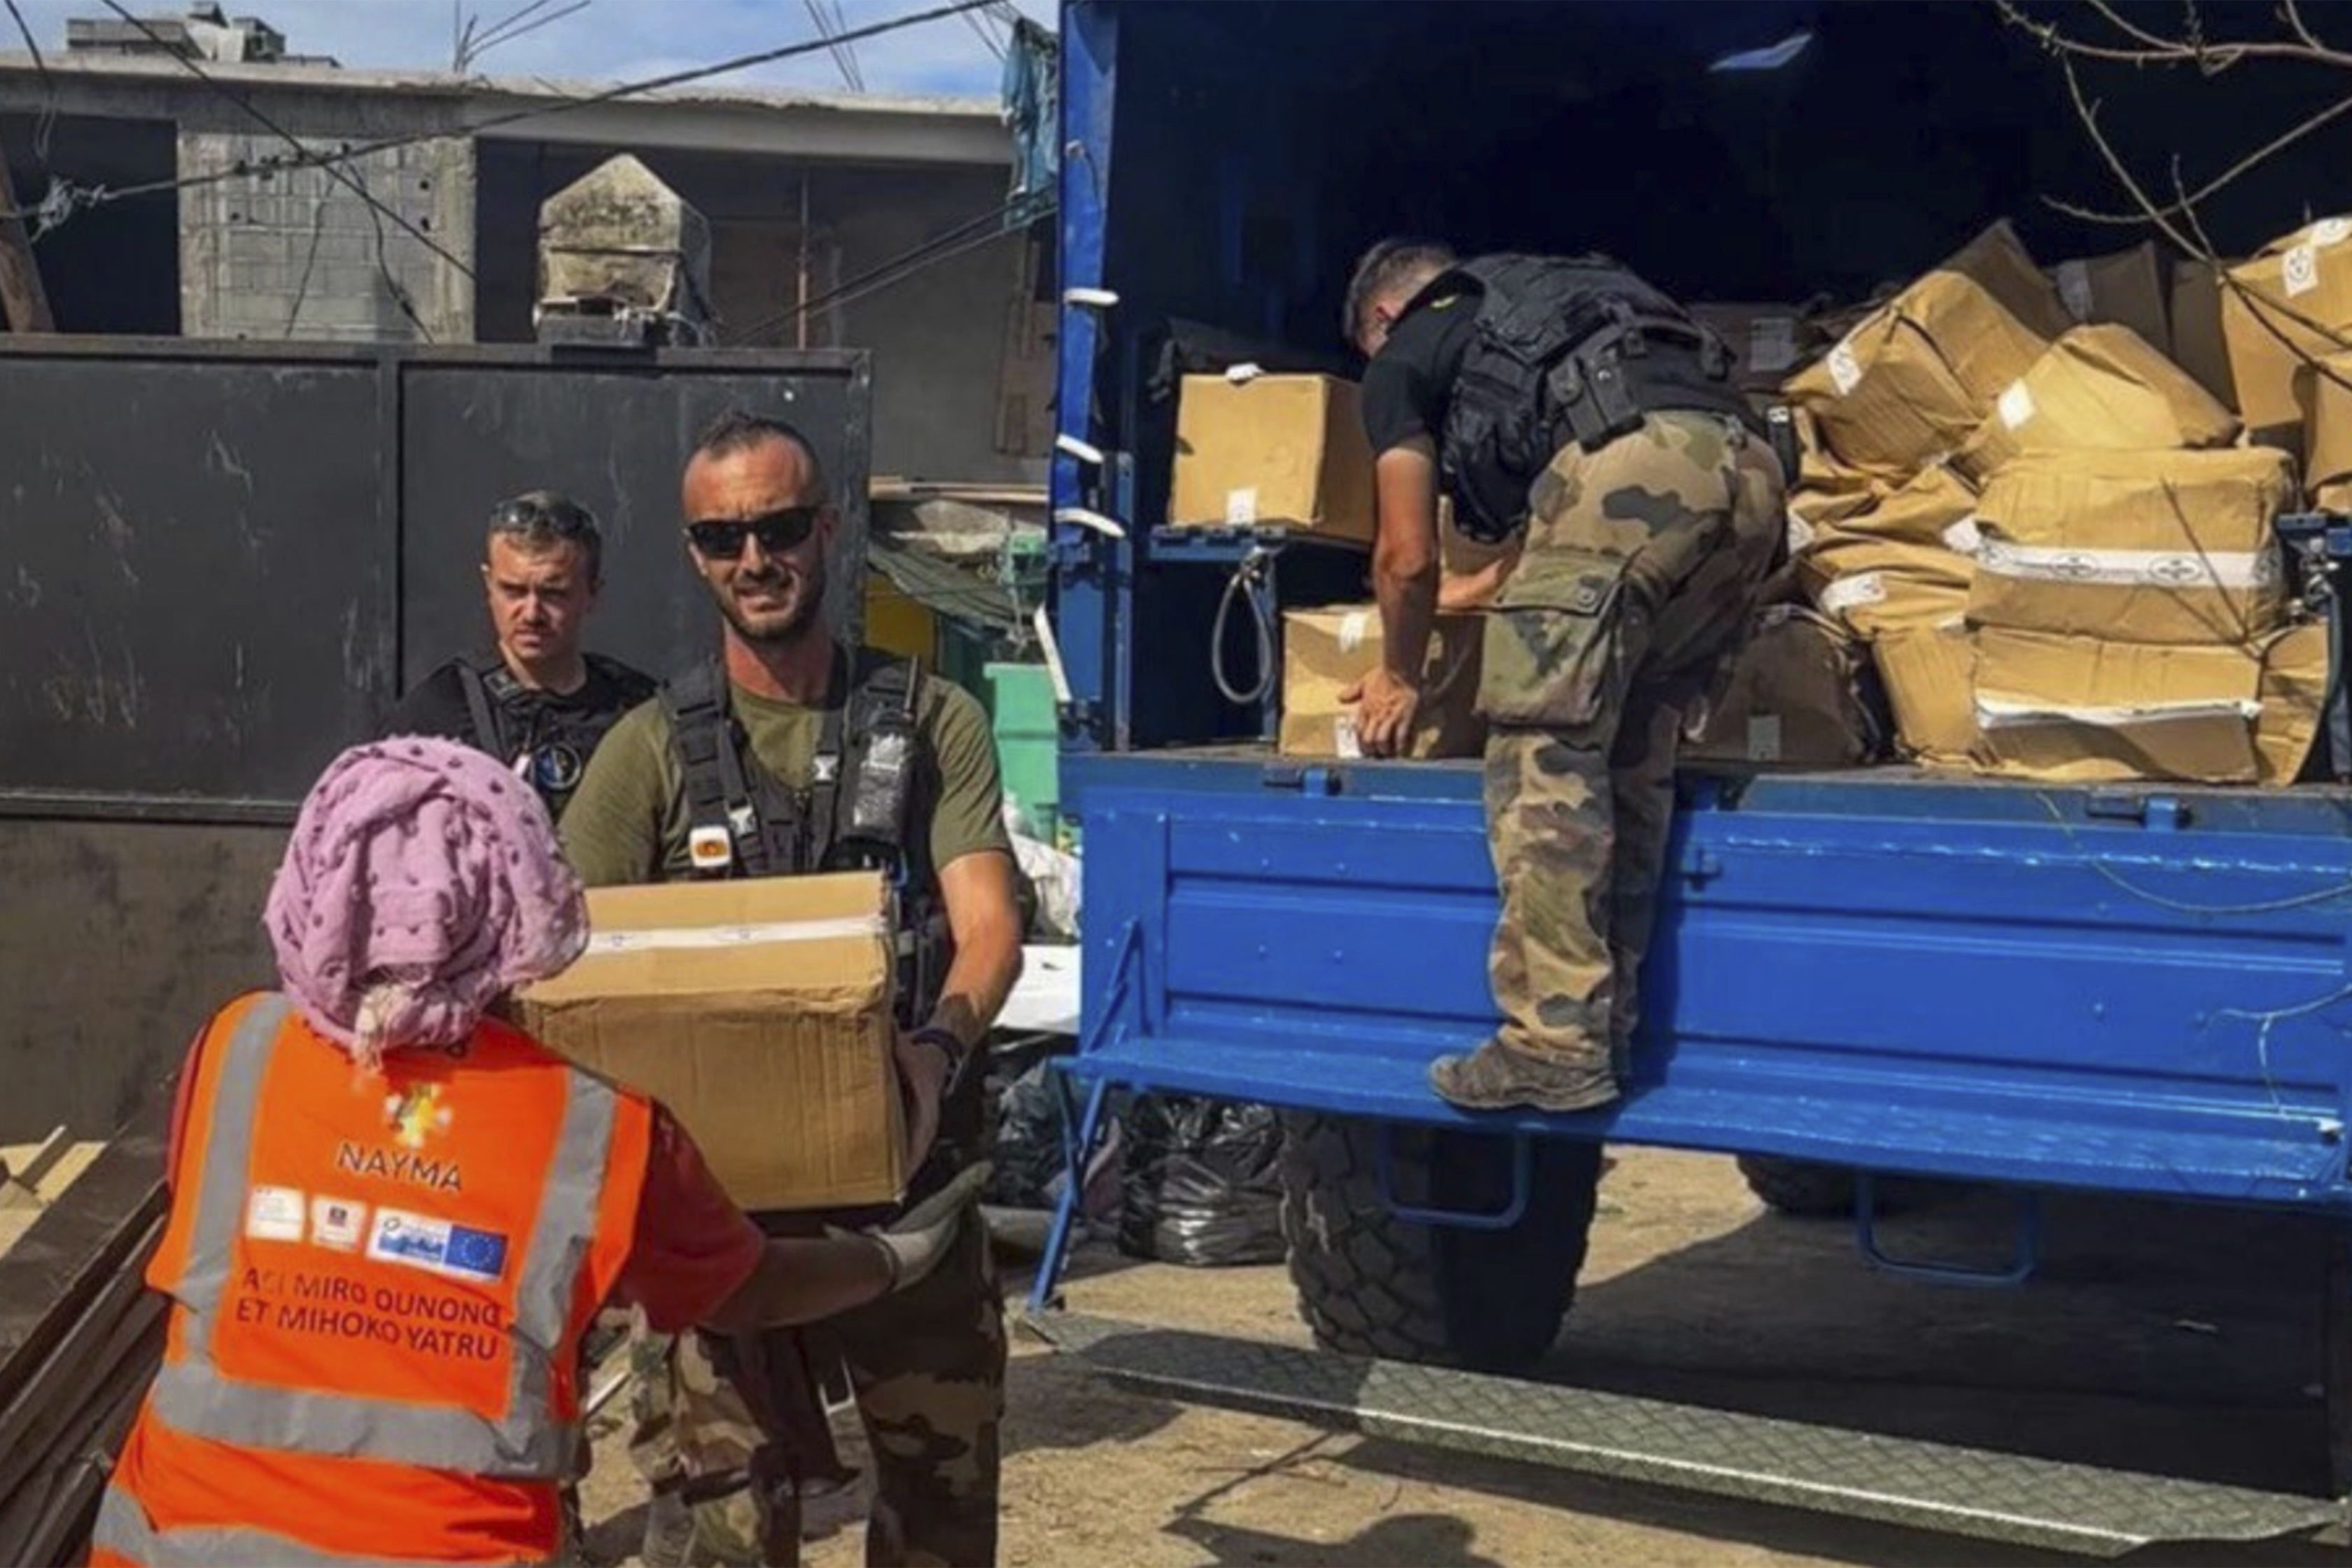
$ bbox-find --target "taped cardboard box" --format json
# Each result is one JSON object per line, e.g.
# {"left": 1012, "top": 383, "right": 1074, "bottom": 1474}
{"left": 1873, "top": 624, "right": 1982, "bottom": 768}
{"left": 516, "top": 872, "right": 906, "bottom": 1214}
{"left": 1797, "top": 531, "right": 1975, "bottom": 639}
{"left": 1683, "top": 606, "right": 1888, "bottom": 766}
{"left": 1972, "top": 626, "right": 2261, "bottom": 784}
{"left": 2048, "top": 243, "right": 2171, "bottom": 358}
{"left": 1953, "top": 325, "right": 2239, "bottom": 484}
{"left": 2295, "top": 350, "right": 2352, "bottom": 510}
{"left": 2222, "top": 218, "right": 2352, "bottom": 449}
{"left": 1970, "top": 448, "right": 2293, "bottom": 644}
{"left": 1279, "top": 605, "right": 1485, "bottom": 760}
{"left": 1786, "top": 409, "right": 1891, "bottom": 537}
{"left": 1785, "top": 220, "right": 2070, "bottom": 475}
{"left": 1807, "top": 463, "right": 1977, "bottom": 552}
{"left": 1170, "top": 373, "right": 1376, "bottom": 542}
{"left": 2169, "top": 258, "right": 2239, "bottom": 411}
{"left": 2256, "top": 622, "right": 2331, "bottom": 783}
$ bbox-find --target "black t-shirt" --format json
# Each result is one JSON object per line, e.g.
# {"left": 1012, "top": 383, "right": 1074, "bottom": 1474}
{"left": 1360, "top": 290, "right": 1478, "bottom": 456}
{"left": 380, "top": 652, "right": 657, "bottom": 818}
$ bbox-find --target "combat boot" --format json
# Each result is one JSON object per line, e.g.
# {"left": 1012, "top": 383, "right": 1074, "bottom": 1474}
{"left": 1429, "top": 1039, "right": 1619, "bottom": 1113}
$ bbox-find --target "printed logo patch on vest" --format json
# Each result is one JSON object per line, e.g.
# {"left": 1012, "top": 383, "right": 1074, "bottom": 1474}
{"left": 312, "top": 1196, "right": 368, "bottom": 1252}
{"left": 244, "top": 1184, "right": 307, "bottom": 1243}
{"left": 690, "top": 824, "right": 734, "bottom": 871}
{"left": 366, "top": 1208, "right": 511, "bottom": 1283}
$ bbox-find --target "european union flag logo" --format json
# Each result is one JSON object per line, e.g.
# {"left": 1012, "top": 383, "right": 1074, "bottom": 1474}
{"left": 444, "top": 1225, "right": 510, "bottom": 1282}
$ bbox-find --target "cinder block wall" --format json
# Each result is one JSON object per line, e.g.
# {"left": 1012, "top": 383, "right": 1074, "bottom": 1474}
{"left": 178, "top": 97, "right": 475, "bottom": 343}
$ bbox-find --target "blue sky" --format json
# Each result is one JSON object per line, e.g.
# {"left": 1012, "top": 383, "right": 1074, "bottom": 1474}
{"left": 10, "top": 0, "right": 1052, "bottom": 97}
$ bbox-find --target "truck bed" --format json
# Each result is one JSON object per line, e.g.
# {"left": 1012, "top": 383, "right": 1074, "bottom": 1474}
{"left": 1063, "top": 749, "right": 2352, "bottom": 1211}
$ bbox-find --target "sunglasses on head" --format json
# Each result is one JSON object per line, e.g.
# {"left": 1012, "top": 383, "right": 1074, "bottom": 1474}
{"left": 684, "top": 506, "right": 822, "bottom": 560}
{"left": 491, "top": 495, "right": 597, "bottom": 538}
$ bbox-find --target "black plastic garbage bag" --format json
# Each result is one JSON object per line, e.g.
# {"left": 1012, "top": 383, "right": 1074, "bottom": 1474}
{"left": 1116, "top": 1095, "right": 1287, "bottom": 1267}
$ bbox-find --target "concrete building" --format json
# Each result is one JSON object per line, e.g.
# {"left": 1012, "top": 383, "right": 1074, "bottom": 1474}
{"left": 0, "top": 22, "right": 1053, "bottom": 482}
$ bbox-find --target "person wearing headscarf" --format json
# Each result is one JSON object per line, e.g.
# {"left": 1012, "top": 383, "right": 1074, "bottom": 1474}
{"left": 90, "top": 738, "right": 979, "bottom": 1568}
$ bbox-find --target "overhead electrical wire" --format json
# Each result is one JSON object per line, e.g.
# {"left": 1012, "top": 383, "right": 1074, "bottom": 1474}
{"left": 1, "top": 0, "right": 1004, "bottom": 227}
{"left": 95, "top": 0, "right": 477, "bottom": 286}
{"left": 734, "top": 195, "right": 1036, "bottom": 344}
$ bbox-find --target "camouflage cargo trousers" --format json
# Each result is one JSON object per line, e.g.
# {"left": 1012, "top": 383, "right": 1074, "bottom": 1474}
{"left": 628, "top": 1219, "right": 1007, "bottom": 1567}
{"left": 1476, "top": 410, "right": 1785, "bottom": 1070}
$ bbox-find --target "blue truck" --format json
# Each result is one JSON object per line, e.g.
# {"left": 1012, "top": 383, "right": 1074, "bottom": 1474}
{"left": 1024, "top": 0, "right": 2352, "bottom": 1555}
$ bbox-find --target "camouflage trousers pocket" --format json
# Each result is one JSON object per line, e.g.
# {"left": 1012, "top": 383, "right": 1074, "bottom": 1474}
{"left": 1478, "top": 548, "right": 1630, "bottom": 729}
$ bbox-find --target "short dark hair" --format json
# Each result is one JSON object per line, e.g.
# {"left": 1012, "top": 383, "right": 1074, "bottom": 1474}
{"left": 487, "top": 489, "right": 603, "bottom": 584}
{"left": 1342, "top": 237, "right": 1457, "bottom": 346}
{"left": 690, "top": 410, "right": 827, "bottom": 499}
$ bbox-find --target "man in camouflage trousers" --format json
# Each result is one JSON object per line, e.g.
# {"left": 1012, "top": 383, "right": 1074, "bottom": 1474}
{"left": 625, "top": 1221, "right": 1007, "bottom": 1566}
{"left": 561, "top": 411, "right": 1026, "bottom": 1566}
{"left": 1343, "top": 239, "right": 1784, "bottom": 1112}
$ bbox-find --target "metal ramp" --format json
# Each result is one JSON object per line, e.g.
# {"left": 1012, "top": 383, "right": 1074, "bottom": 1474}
{"left": 1024, "top": 1312, "right": 2346, "bottom": 1558}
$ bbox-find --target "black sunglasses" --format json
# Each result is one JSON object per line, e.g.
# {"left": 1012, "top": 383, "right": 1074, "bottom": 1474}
{"left": 685, "top": 506, "right": 822, "bottom": 560}
{"left": 491, "top": 494, "right": 598, "bottom": 537}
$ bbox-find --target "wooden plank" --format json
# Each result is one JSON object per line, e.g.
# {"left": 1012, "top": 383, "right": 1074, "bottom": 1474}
{"left": 0, "top": 154, "right": 55, "bottom": 335}
{"left": 0, "top": 1093, "right": 168, "bottom": 1418}
{"left": 9, "top": 1129, "right": 71, "bottom": 1192}
{"left": 8, "top": 1334, "right": 154, "bottom": 1567}
{"left": 0, "top": 1220, "right": 163, "bottom": 1504}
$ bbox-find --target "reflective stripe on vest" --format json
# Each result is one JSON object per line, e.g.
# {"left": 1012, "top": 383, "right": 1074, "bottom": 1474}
{"left": 148, "top": 995, "right": 617, "bottom": 1477}
{"left": 91, "top": 1484, "right": 558, "bottom": 1568}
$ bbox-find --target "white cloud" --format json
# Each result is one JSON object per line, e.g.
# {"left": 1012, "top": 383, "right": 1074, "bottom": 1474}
{"left": 8, "top": 0, "right": 1053, "bottom": 96}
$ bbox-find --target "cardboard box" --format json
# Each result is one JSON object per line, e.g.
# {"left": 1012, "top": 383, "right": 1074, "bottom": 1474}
{"left": 516, "top": 873, "right": 906, "bottom": 1214}
{"left": 1798, "top": 531, "right": 1975, "bottom": 639}
{"left": 1954, "top": 325, "right": 2239, "bottom": 484}
{"left": 1170, "top": 374, "right": 1376, "bottom": 542}
{"left": 1786, "top": 220, "right": 2070, "bottom": 474}
{"left": 1279, "top": 606, "right": 1485, "bottom": 760}
{"left": 1812, "top": 463, "right": 1979, "bottom": 552}
{"left": 1970, "top": 448, "right": 2293, "bottom": 644}
{"left": 1688, "top": 300, "right": 1827, "bottom": 394}
{"left": 2223, "top": 218, "right": 2352, "bottom": 448}
{"left": 2049, "top": 243, "right": 2171, "bottom": 358}
{"left": 1972, "top": 626, "right": 2262, "bottom": 783}
{"left": 1683, "top": 606, "right": 1887, "bottom": 766}
{"left": 1873, "top": 624, "right": 1982, "bottom": 768}
{"left": 2297, "top": 350, "right": 2352, "bottom": 510}
{"left": 2257, "top": 622, "right": 2331, "bottom": 783}
{"left": 2169, "top": 258, "right": 2239, "bottom": 411}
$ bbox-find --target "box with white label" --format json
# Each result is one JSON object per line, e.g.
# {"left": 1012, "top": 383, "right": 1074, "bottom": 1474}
{"left": 2224, "top": 216, "right": 2352, "bottom": 447}
{"left": 1278, "top": 605, "right": 1485, "bottom": 760}
{"left": 514, "top": 872, "right": 905, "bottom": 1214}
{"left": 1169, "top": 374, "right": 1376, "bottom": 543}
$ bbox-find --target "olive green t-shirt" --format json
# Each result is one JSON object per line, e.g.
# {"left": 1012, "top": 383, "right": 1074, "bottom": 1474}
{"left": 559, "top": 654, "right": 1013, "bottom": 890}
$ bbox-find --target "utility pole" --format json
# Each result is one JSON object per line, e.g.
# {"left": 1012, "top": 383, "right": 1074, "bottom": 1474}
{"left": 0, "top": 154, "right": 56, "bottom": 334}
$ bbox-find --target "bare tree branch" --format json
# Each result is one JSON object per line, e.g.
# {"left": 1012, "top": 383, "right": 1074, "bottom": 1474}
{"left": 2083, "top": 0, "right": 2198, "bottom": 55}
{"left": 2001, "top": 0, "right": 2352, "bottom": 71}
{"left": 2047, "top": 91, "right": 2352, "bottom": 226}
{"left": 2281, "top": 0, "right": 2325, "bottom": 53}
{"left": 2049, "top": 51, "right": 2352, "bottom": 398}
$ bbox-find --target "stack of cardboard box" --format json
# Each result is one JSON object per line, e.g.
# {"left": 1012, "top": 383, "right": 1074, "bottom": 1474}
{"left": 1163, "top": 218, "right": 2344, "bottom": 785}
{"left": 1763, "top": 218, "right": 2333, "bottom": 785}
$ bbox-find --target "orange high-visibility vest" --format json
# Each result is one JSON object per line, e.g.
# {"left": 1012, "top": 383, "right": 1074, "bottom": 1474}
{"left": 90, "top": 990, "right": 653, "bottom": 1567}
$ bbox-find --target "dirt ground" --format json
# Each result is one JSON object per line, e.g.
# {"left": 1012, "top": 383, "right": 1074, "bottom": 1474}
{"left": 578, "top": 1148, "right": 2352, "bottom": 1567}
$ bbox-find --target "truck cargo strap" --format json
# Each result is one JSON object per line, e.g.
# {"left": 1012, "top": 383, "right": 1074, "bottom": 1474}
{"left": 1023, "top": 1311, "right": 2344, "bottom": 1558}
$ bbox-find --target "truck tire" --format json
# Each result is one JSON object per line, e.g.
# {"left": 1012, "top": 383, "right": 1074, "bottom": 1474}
{"left": 1736, "top": 1156, "right": 1861, "bottom": 1217}
{"left": 1280, "top": 1114, "right": 1602, "bottom": 1373}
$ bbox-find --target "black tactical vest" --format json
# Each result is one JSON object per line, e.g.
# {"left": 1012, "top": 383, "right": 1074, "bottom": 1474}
{"left": 455, "top": 651, "right": 648, "bottom": 818}
{"left": 1425, "top": 253, "right": 1759, "bottom": 542}
{"left": 657, "top": 649, "right": 951, "bottom": 1028}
